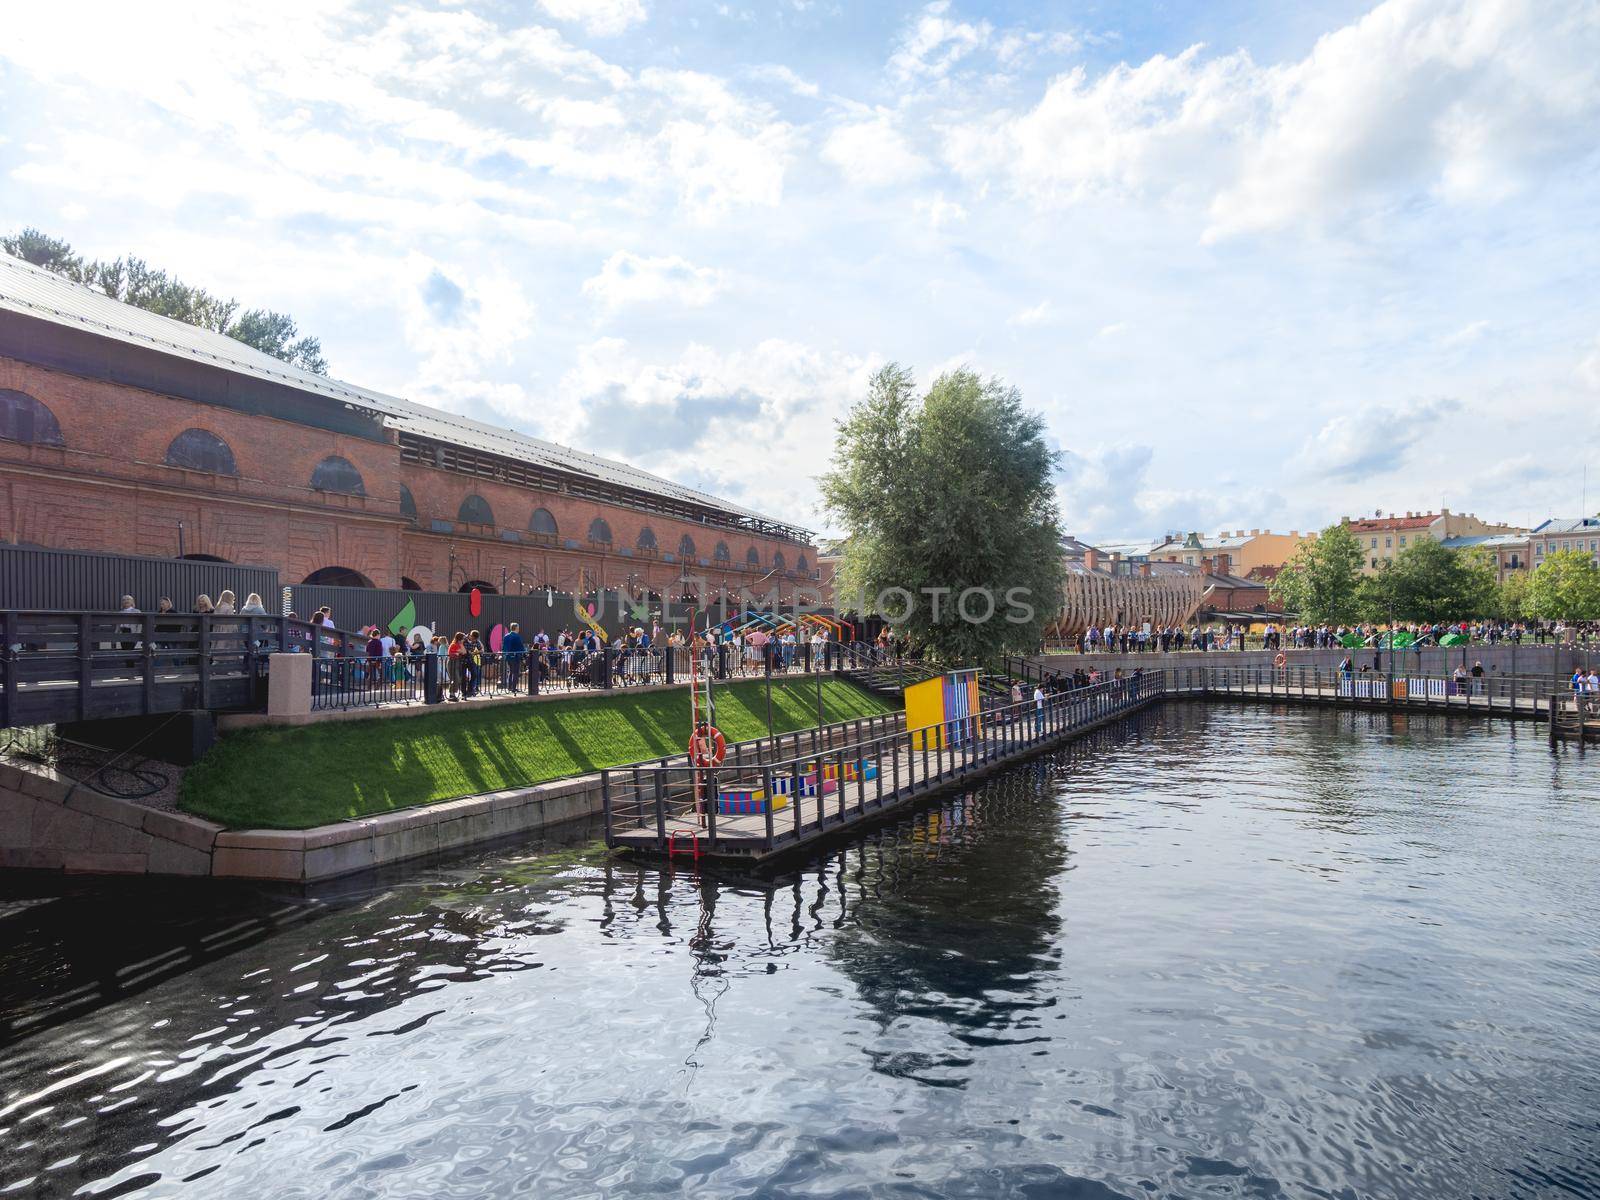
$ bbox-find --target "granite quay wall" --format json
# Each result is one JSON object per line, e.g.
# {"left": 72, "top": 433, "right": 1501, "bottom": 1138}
{"left": 0, "top": 759, "right": 605, "bottom": 882}
{"left": 1031, "top": 644, "right": 1590, "bottom": 682}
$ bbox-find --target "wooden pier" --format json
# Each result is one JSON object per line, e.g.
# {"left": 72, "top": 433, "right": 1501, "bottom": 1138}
{"left": 604, "top": 664, "right": 1591, "bottom": 865}
{"left": 603, "top": 675, "right": 1165, "bottom": 864}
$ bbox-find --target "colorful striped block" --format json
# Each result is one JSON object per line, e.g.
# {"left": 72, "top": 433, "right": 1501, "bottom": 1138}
{"left": 818, "top": 760, "right": 879, "bottom": 781}
{"left": 715, "top": 787, "right": 791, "bottom": 815}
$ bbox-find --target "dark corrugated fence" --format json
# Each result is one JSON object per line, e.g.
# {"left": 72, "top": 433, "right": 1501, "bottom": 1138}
{"left": 0, "top": 545, "right": 279, "bottom": 613}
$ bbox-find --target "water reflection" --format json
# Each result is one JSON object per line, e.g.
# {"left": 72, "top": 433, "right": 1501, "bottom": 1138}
{"left": 1, "top": 704, "right": 1598, "bottom": 1198}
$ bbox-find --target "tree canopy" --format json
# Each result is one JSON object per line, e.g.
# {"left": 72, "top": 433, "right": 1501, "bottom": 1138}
{"left": 1268, "top": 522, "right": 1363, "bottom": 623}
{"left": 2, "top": 227, "right": 328, "bottom": 374}
{"left": 1524, "top": 549, "right": 1600, "bottom": 621}
{"left": 1358, "top": 538, "right": 1498, "bottom": 623}
{"left": 820, "top": 365, "right": 1064, "bottom": 664}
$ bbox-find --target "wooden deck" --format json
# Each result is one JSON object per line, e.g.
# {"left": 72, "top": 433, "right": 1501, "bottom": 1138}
{"left": 605, "top": 666, "right": 1589, "bottom": 866}
{"left": 605, "top": 676, "right": 1166, "bottom": 863}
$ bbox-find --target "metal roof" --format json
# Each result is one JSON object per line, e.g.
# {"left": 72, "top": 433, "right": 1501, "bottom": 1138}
{"left": 0, "top": 253, "right": 800, "bottom": 534}
{"left": 1530, "top": 516, "right": 1600, "bottom": 535}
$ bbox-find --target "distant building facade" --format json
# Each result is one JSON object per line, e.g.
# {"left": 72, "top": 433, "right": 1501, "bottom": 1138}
{"left": 1527, "top": 515, "right": 1600, "bottom": 568}
{"left": 1147, "top": 529, "right": 1312, "bottom": 577}
{"left": 1342, "top": 509, "right": 1522, "bottom": 574}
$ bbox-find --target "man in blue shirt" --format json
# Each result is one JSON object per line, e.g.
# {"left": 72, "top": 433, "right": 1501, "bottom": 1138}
{"left": 503, "top": 622, "right": 527, "bottom": 692}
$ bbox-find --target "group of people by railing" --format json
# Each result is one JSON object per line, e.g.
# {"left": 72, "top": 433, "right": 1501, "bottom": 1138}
{"left": 308, "top": 621, "right": 860, "bottom": 711}
{"left": 1047, "top": 618, "right": 1600, "bottom": 655}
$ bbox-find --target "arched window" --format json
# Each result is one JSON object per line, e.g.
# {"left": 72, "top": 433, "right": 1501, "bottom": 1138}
{"left": 714, "top": 541, "right": 730, "bottom": 563}
{"left": 530, "top": 508, "right": 558, "bottom": 536}
{"left": 400, "top": 576, "right": 422, "bottom": 592}
{"left": 796, "top": 553, "right": 808, "bottom": 574}
{"left": 746, "top": 547, "right": 760, "bottom": 568}
{"left": 301, "top": 566, "right": 374, "bottom": 588}
{"left": 399, "top": 485, "right": 418, "bottom": 522}
{"left": 588, "top": 517, "right": 612, "bottom": 545}
{"left": 458, "top": 494, "right": 495, "bottom": 526}
{"left": 0, "top": 390, "right": 64, "bottom": 446}
{"left": 460, "top": 579, "right": 497, "bottom": 595}
{"left": 164, "top": 428, "right": 236, "bottom": 474}
{"left": 636, "top": 526, "right": 658, "bottom": 551}
{"left": 772, "top": 550, "right": 785, "bottom": 571}
{"left": 678, "top": 534, "right": 696, "bottom": 559}
{"left": 310, "top": 455, "right": 365, "bottom": 496}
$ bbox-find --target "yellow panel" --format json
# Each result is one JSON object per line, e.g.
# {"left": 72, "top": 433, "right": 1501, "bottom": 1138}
{"left": 904, "top": 675, "right": 946, "bottom": 750}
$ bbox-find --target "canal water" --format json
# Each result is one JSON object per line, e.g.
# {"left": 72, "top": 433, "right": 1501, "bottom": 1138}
{"left": 2, "top": 704, "right": 1598, "bottom": 1199}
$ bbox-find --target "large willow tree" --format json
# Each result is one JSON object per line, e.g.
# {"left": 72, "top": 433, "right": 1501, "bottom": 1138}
{"left": 820, "top": 364, "right": 1064, "bottom": 663}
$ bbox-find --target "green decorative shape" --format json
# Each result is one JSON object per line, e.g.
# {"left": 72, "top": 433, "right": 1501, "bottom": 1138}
{"left": 1439, "top": 632, "right": 1467, "bottom": 646}
{"left": 390, "top": 597, "right": 417, "bottom": 635}
{"left": 1339, "top": 633, "right": 1365, "bottom": 648}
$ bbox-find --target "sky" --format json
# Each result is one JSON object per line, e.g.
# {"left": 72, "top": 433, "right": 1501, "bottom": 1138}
{"left": 2, "top": 0, "right": 1598, "bottom": 545}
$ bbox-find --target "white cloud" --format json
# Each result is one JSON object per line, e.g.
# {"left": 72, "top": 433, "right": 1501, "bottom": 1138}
{"left": 537, "top": 0, "right": 648, "bottom": 38}
{"left": 944, "top": 0, "right": 1600, "bottom": 240}
{"left": 1097, "top": 322, "right": 1128, "bottom": 340}
{"left": 890, "top": 1, "right": 992, "bottom": 82}
{"left": 1442, "top": 319, "right": 1490, "bottom": 347}
{"left": 583, "top": 251, "right": 725, "bottom": 311}
{"left": 1580, "top": 334, "right": 1600, "bottom": 391}
{"left": 746, "top": 63, "right": 821, "bottom": 98}
{"left": 822, "top": 114, "right": 929, "bottom": 188}
{"left": 1294, "top": 396, "right": 1462, "bottom": 481}
{"left": 1009, "top": 300, "right": 1056, "bottom": 327}
{"left": 915, "top": 194, "right": 968, "bottom": 229}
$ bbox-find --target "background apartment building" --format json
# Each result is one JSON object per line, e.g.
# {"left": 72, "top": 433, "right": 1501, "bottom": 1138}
{"left": 1342, "top": 509, "right": 1521, "bottom": 574}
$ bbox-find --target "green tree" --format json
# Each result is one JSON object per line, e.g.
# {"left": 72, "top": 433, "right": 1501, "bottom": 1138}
{"left": 2, "top": 228, "right": 330, "bottom": 375}
{"left": 820, "top": 364, "right": 1064, "bottom": 663}
{"left": 1268, "top": 521, "right": 1364, "bottom": 623}
{"left": 1, "top": 227, "right": 86, "bottom": 279}
{"left": 1525, "top": 549, "right": 1600, "bottom": 621}
{"left": 1496, "top": 569, "right": 1532, "bottom": 620}
{"left": 1357, "top": 538, "right": 1498, "bottom": 623}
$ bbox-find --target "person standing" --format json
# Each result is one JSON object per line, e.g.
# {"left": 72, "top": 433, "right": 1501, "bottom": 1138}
{"left": 1033, "top": 683, "right": 1045, "bottom": 735}
{"left": 503, "top": 622, "right": 526, "bottom": 692}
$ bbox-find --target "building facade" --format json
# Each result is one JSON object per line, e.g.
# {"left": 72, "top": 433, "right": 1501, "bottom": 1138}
{"left": 1342, "top": 509, "right": 1522, "bottom": 574}
{"left": 1147, "top": 529, "right": 1312, "bottom": 577}
{"left": 0, "top": 255, "right": 815, "bottom": 605}
{"left": 1527, "top": 515, "right": 1600, "bottom": 568}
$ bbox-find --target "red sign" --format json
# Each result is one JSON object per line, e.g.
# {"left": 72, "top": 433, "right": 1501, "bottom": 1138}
{"left": 469, "top": 587, "right": 482, "bottom": 618}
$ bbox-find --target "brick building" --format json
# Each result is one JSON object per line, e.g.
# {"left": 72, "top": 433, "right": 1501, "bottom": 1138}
{"left": 0, "top": 255, "right": 815, "bottom": 603}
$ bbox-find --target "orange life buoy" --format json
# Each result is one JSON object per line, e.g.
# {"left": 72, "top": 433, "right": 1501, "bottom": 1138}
{"left": 689, "top": 725, "right": 726, "bottom": 766}
{"left": 1273, "top": 652, "right": 1287, "bottom": 669}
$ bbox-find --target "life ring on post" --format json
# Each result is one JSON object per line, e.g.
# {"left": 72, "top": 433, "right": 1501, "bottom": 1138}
{"left": 689, "top": 724, "right": 726, "bottom": 767}
{"left": 1273, "top": 652, "right": 1288, "bottom": 670}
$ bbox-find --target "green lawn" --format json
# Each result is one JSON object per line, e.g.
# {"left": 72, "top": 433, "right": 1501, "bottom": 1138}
{"left": 182, "top": 678, "right": 897, "bottom": 830}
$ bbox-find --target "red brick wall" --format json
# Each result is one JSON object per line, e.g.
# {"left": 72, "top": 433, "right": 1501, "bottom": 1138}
{"left": 0, "top": 354, "right": 816, "bottom": 598}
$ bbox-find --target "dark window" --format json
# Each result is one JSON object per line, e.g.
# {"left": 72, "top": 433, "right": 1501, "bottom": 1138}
{"left": 678, "top": 534, "right": 696, "bottom": 558}
{"left": 458, "top": 494, "right": 495, "bottom": 525}
{"left": 746, "top": 547, "right": 760, "bottom": 567}
{"left": 772, "top": 550, "right": 785, "bottom": 571}
{"left": 530, "top": 508, "right": 559, "bottom": 535}
{"left": 589, "top": 517, "right": 612, "bottom": 544}
{"left": 301, "top": 566, "right": 374, "bottom": 588}
{"left": 401, "top": 576, "right": 422, "bottom": 591}
{"left": 164, "top": 428, "right": 237, "bottom": 474}
{"left": 0, "top": 390, "right": 64, "bottom": 446}
{"left": 637, "top": 527, "right": 657, "bottom": 550}
{"left": 796, "top": 554, "right": 808, "bottom": 573}
{"left": 399, "top": 485, "right": 418, "bottom": 522}
{"left": 714, "top": 541, "right": 730, "bottom": 563}
{"left": 310, "top": 455, "right": 365, "bottom": 496}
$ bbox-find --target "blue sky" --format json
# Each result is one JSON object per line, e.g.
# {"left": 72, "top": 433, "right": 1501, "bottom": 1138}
{"left": 3, "top": 0, "right": 1598, "bottom": 543}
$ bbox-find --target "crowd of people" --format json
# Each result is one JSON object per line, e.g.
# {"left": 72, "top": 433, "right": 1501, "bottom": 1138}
{"left": 1053, "top": 618, "right": 1599, "bottom": 655}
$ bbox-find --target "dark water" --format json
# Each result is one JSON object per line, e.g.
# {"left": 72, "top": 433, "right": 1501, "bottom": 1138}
{"left": 3, "top": 705, "right": 1599, "bottom": 1199}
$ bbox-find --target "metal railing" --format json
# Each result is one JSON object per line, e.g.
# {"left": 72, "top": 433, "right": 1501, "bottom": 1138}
{"left": 602, "top": 672, "right": 1164, "bottom": 854}
{"left": 0, "top": 609, "right": 368, "bottom": 727}
{"left": 1153, "top": 664, "right": 1562, "bottom": 711}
